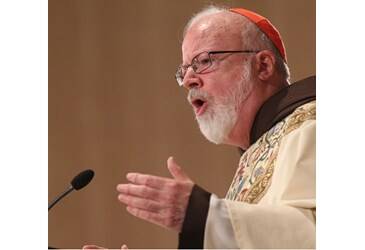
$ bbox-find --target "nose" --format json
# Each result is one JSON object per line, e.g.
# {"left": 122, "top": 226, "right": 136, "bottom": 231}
{"left": 182, "top": 68, "right": 203, "bottom": 90}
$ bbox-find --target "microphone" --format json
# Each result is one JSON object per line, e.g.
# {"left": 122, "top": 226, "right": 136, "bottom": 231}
{"left": 48, "top": 169, "right": 94, "bottom": 211}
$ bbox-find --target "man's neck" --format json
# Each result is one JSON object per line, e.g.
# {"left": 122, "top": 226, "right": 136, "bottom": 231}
{"left": 225, "top": 89, "right": 263, "bottom": 149}
{"left": 225, "top": 80, "right": 286, "bottom": 149}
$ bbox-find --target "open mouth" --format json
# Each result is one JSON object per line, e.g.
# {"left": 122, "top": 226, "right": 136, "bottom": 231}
{"left": 191, "top": 98, "right": 207, "bottom": 116}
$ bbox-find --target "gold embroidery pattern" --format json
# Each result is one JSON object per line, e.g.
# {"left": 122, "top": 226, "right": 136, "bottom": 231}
{"left": 284, "top": 102, "right": 316, "bottom": 136}
{"left": 244, "top": 154, "right": 275, "bottom": 203}
{"left": 226, "top": 101, "right": 316, "bottom": 203}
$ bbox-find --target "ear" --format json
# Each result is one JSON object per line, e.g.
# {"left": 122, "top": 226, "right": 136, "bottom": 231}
{"left": 254, "top": 50, "right": 276, "bottom": 81}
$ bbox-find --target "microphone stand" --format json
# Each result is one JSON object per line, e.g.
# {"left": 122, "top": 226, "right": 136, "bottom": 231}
{"left": 48, "top": 186, "right": 74, "bottom": 249}
{"left": 48, "top": 186, "right": 74, "bottom": 211}
{"left": 49, "top": 169, "right": 94, "bottom": 248}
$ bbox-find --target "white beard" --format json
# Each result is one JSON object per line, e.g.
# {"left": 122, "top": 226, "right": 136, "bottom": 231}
{"left": 196, "top": 92, "right": 238, "bottom": 144}
{"left": 190, "top": 65, "right": 252, "bottom": 144}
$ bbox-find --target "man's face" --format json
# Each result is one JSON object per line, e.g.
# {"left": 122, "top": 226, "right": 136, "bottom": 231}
{"left": 181, "top": 17, "right": 254, "bottom": 144}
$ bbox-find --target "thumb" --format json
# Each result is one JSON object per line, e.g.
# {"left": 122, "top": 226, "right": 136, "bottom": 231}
{"left": 167, "top": 156, "right": 190, "bottom": 181}
{"left": 121, "top": 244, "right": 128, "bottom": 249}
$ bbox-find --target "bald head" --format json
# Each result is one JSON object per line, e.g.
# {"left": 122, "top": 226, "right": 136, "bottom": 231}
{"left": 182, "top": 6, "right": 290, "bottom": 83}
{"left": 182, "top": 12, "right": 246, "bottom": 64}
{"left": 184, "top": 8, "right": 246, "bottom": 38}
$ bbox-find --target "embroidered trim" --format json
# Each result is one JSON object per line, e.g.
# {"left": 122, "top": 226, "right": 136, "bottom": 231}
{"left": 226, "top": 101, "right": 316, "bottom": 203}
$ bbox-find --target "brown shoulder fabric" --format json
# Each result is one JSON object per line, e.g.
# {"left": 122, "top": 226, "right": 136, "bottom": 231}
{"left": 239, "top": 76, "right": 316, "bottom": 155}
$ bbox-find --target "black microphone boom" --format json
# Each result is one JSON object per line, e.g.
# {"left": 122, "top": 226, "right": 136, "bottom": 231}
{"left": 48, "top": 169, "right": 94, "bottom": 211}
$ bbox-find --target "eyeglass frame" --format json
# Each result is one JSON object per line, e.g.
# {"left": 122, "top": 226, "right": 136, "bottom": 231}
{"left": 175, "top": 50, "right": 260, "bottom": 86}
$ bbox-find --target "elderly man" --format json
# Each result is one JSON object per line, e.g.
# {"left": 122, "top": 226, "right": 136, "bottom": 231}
{"left": 85, "top": 5, "right": 316, "bottom": 249}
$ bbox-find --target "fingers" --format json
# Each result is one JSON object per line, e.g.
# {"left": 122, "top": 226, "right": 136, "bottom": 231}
{"left": 116, "top": 157, "right": 195, "bottom": 232}
{"left": 126, "top": 172, "right": 172, "bottom": 189}
{"left": 123, "top": 156, "right": 191, "bottom": 188}
{"left": 117, "top": 183, "right": 173, "bottom": 203}
{"left": 118, "top": 193, "right": 169, "bottom": 212}
{"left": 116, "top": 183, "right": 161, "bottom": 201}
{"left": 167, "top": 156, "right": 190, "bottom": 181}
{"left": 82, "top": 244, "right": 127, "bottom": 250}
{"left": 82, "top": 245, "right": 107, "bottom": 249}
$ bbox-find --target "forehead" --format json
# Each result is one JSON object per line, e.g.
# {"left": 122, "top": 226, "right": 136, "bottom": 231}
{"left": 182, "top": 13, "right": 243, "bottom": 63}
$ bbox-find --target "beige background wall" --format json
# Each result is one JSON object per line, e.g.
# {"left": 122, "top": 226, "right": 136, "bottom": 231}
{"left": 49, "top": 0, "right": 315, "bottom": 248}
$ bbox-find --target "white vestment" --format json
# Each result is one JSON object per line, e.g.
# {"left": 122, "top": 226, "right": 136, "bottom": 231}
{"left": 204, "top": 101, "right": 316, "bottom": 249}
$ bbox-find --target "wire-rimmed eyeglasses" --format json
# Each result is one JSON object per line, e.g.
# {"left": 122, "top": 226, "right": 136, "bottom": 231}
{"left": 175, "top": 50, "right": 259, "bottom": 86}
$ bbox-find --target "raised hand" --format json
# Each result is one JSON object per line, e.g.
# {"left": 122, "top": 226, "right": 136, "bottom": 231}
{"left": 116, "top": 156, "right": 194, "bottom": 232}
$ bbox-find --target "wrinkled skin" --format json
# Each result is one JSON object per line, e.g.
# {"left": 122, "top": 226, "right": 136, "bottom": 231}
{"left": 116, "top": 157, "right": 194, "bottom": 232}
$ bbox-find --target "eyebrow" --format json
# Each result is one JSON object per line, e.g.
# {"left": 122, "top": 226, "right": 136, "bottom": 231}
{"left": 181, "top": 50, "right": 205, "bottom": 66}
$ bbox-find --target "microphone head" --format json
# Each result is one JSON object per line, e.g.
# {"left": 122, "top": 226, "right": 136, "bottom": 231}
{"left": 71, "top": 169, "right": 94, "bottom": 190}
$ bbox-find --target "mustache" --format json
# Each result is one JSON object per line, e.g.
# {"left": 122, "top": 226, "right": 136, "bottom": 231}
{"left": 187, "top": 88, "right": 211, "bottom": 103}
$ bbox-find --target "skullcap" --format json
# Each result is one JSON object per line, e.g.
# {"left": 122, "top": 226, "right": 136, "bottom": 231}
{"left": 230, "top": 8, "right": 287, "bottom": 62}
